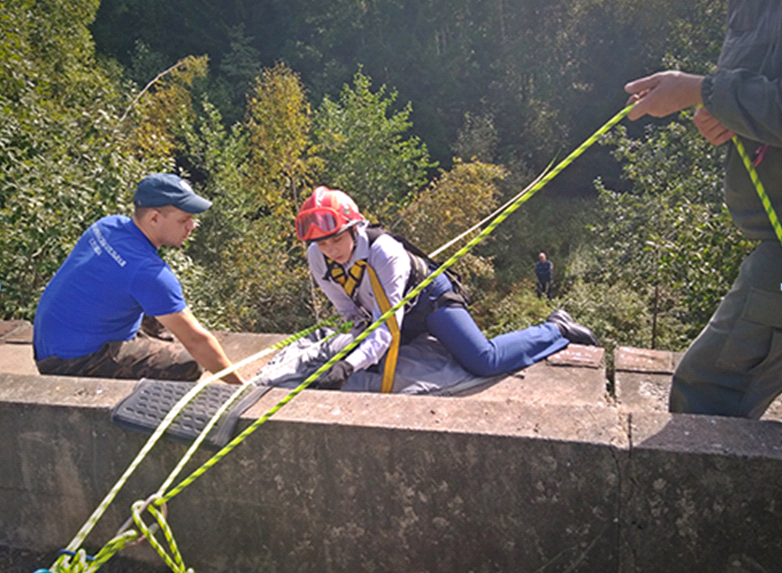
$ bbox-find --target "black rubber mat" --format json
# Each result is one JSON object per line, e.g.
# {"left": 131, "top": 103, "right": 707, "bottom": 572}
{"left": 110, "top": 379, "right": 272, "bottom": 449}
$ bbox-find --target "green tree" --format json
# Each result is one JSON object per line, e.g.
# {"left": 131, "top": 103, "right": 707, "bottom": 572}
{"left": 216, "top": 24, "right": 263, "bottom": 126}
{"left": 314, "top": 70, "right": 436, "bottom": 222}
{"left": 586, "top": 118, "right": 753, "bottom": 350}
{"left": 125, "top": 55, "right": 210, "bottom": 160}
{"left": 452, "top": 113, "right": 499, "bottom": 164}
{"left": 391, "top": 158, "right": 506, "bottom": 301}
{"left": 0, "top": 0, "right": 153, "bottom": 320}
{"left": 564, "top": 0, "right": 739, "bottom": 351}
{"left": 183, "top": 63, "right": 318, "bottom": 332}
{"left": 246, "top": 63, "right": 319, "bottom": 211}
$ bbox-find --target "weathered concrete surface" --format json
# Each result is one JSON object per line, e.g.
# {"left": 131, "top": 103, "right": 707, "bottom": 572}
{"left": 0, "top": 320, "right": 287, "bottom": 381}
{"left": 0, "top": 373, "right": 626, "bottom": 573}
{"left": 0, "top": 319, "right": 33, "bottom": 343}
{"left": 614, "top": 346, "right": 782, "bottom": 421}
{"left": 0, "top": 319, "right": 37, "bottom": 376}
{"left": 0, "top": 342, "right": 37, "bottom": 375}
{"left": 621, "top": 412, "right": 782, "bottom": 573}
{"left": 212, "top": 331, "right": 289, "bottom": 380}
{"left": 462, "top": 345, "right": 608, "bottom": 407}
{"left": 4, "top": 326, "right": 782, "bottom": 572}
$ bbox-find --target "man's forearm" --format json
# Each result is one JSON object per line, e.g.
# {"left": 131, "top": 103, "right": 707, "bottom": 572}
{"left": 156, "top": 309, "right": 245, "bottom": 384}
{"left": 185, "top": 332, "right": 244, "bottom": 384}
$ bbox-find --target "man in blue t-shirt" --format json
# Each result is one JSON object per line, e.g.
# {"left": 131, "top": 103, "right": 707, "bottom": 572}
{"left": 33, "top": 173, "right": 244, "bottom": 384}
{"left": 535, "top": 252, "right": 554, "bottom": 299}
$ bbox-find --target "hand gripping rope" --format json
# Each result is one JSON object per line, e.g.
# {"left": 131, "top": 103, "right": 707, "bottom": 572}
{"left": 43, "top": 103, "right": 635, "bottom": 573}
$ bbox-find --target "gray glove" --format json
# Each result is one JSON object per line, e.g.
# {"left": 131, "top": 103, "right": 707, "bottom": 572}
{"left": 312, "top": 360, "right": 354, "bottom": 390}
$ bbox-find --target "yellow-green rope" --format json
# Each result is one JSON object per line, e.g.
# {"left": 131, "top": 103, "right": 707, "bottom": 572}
{"left": 53, "top": 102, "right": 635, "bottom": 573}
{"left": 155, "top": 323, "right": 350, "bottom": 497}
{"left": 160, "top": 103, "right": 636, "bottom": 505}
{"left": 131, "top": 500, "right": 192, "bottom": 573}
{"left": 52, "top": 318, "right": 337, "bottom": 573}
{"left": 732, "top": 136, "right": 782, "bottom": 245}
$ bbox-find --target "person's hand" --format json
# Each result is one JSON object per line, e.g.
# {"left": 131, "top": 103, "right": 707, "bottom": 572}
{"left": 350, "top": 317, "right": 369, "bottom": 337}
{"left": 625, "top": 71, "right": 705, "bottom": 120}
{"left": 311, "top": 360, "right": 354, "bottom": 390}
{"left": 693, "top": 106, "right": 735, "bottom": 146}
{"left": 222, "top": 373, "right": 246, "bottom": 385}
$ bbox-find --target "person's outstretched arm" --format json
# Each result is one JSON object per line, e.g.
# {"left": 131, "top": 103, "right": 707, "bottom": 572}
{"left": 157, "top": 308, "right": 245, "bottom": 384}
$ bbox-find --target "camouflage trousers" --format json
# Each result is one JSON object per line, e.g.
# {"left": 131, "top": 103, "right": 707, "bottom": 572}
{"left": 36, "top": 330, "right": 203, "bottom": 381}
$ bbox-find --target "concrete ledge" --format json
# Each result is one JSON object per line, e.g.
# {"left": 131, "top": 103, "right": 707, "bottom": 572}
{"left": 614, "top": 347, "right": 682, "bottom": 375}
{"left": 0, "top": 319, "right": 32, "bottom": 344}
{"left": 614, "top": 346, "right": 782, "bottom": 422}
{"left": 622, "top": 412, "right": 782, "bottom": 572}
{"left": 458, "top": 344, "right": 607, "bottom": 406}
{"left": 212, "top": 331, "right": 289, "bottom": 380}
{"left": 0, "top": 322, "right": 287, "bottom": 380}
{"left": 1, "top": 373, "right": 626, "bottom": 573}
{"left": 3, "top": 370, "right": 782, "bottom": 572}
{"left": 0, "top": 320, "right": 36, "bottom": 376}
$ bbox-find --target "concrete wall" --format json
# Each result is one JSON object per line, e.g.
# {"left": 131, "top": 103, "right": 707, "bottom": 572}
{"left": 2, "top": 373, "right": 782, "bottom": 572}
{"left": 2, "top": 325, "right": 782, "bottom": 572}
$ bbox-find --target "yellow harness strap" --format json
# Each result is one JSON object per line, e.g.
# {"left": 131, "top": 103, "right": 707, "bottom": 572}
{"left": 327, "top": 258, "right": 401, "bottom": 393}
{"left": 364, "top": 263, "right": 401, "bottom": 393}
{"left": 327, "top": 258, "right": 366, "bottom": 298}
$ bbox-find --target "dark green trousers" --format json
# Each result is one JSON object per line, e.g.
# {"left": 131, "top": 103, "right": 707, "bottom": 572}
{"left": 671, "top": 240, "right": 782, "bottom": 418}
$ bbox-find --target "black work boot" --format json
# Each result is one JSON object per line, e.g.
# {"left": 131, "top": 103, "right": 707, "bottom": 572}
{"left": 546, "top": 309, "right": 600, "bottom": 347}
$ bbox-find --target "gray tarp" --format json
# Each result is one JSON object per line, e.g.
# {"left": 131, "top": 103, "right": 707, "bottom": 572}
{"left": 251, "top": 327, "right": 505, "bottom": 396}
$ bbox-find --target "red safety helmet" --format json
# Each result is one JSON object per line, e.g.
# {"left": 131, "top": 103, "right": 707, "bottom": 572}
{"left": 295, "top": 186, "right": 364, "bottom": 241}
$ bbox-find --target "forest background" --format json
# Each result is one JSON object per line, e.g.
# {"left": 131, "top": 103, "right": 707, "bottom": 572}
{"left": 0, "top": 0, "right": 753, "bottom": 366}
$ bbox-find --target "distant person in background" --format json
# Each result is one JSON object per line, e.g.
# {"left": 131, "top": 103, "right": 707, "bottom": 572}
{"left": 535, "top": 252, "right": 554, "bottom": 299}
{"left": 33, "top": 173, "right": 244, "bottom": 384}
{"left": 625, "top": 0, "right": 782, "bottom": 418}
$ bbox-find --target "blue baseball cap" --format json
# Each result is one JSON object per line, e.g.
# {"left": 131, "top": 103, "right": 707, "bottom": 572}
{"left": 133, "top": 173, "right": 212, "bottom": 214}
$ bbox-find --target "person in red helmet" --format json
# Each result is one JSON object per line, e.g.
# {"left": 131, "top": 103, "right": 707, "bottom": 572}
{"left": 296, "top": 186, "right": 599, "bottom": 391}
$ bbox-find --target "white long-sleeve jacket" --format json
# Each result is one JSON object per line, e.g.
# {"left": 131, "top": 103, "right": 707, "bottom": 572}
{"left": 307, "top": 223, "right": 411, "bottom": 371}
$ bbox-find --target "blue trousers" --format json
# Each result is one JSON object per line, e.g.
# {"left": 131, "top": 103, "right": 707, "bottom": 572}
{"left": 418, "top": 273, "right": 568, "bottom": 377}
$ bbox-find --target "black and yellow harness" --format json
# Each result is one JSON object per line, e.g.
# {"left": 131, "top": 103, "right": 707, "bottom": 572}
{"left": 323, "top": 225, "right": 470, "bottom": 392}
{"left": 323, "top": 227, "right": 431, "bottom": 393}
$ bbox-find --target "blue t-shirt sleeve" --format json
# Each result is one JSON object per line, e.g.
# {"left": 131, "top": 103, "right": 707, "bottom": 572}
{"left": 130, "top": 261, "right": 187, "bottom": 316}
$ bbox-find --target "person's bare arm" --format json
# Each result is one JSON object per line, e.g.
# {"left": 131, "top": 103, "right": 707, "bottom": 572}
{"left": 156, "top": 308, "right": 245, "bottom": 385}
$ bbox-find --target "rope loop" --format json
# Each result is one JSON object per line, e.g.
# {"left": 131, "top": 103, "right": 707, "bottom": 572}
{"left": 51, "top": 549, "right": 93, "bottom": 573}
{"left": 51, "top": 528, "right": 137, "bottom": 572}
{"left": 130, "top": 496, "right": 189, "bottom": 573}
{"left": 114, "top": 493, "right": 167, "bottom": 548}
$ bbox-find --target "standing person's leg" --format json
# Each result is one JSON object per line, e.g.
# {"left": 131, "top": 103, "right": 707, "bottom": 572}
{"left": 670, "top": 241, "right": 782, "bottom": 418}
{"left": 425, "top": 305, "right": 568, "bottom": 377}
{"left": 36, "top": 334, "right": 203, "bottom": 381}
